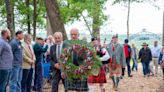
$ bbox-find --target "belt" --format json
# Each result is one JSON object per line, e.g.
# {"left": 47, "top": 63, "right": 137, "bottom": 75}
{"left": 153, "top": 57, "right": 158, "bottom": 58}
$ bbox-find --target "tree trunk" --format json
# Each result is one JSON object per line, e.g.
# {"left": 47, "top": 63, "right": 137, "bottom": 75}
{"left": 46, "top": 16, "right": 53, "bottom": 36}
{"left": 33, "top": 0, "right": 37, "bottom": 40}
{"left": 162, "top": 11, "right": 164, "bottom": 44}
{"left": 127, "top": 0, "right": 131, "bottom": 40}
{"left": 92, "top": 0, "right": 100, "bottom": 38}
{"left": 44, "top": 0, "right": 67, "bottom": 40}
{"left": 5, "top": 0, "right": 15, "bottom": 38}
{"left": 26, "top": 0, "right": 31, "bottom": 34}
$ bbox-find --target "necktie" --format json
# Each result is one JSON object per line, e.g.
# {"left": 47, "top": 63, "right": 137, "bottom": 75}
{"left": 57, "top": 45, "right": 60, "bottom": 59}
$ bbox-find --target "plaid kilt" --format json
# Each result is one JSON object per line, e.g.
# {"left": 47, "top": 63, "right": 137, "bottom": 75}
{"left": 108, "top": 63, "right": 122, "bottom": 77}
{"left": 65, "top": 78, "right": 88, "bottom": 91}
{"left": 88, "top": 66, "right": 107, "bottom": 83}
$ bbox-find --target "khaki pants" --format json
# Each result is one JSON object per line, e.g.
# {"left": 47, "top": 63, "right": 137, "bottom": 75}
{"left": 150, "top": 58, "right": 158, "bottom": 75}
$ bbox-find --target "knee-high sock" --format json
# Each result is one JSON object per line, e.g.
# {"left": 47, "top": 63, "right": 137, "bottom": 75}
{"left": 116, "top": 77, "right": 120, "bottom": 88}
{"left": 111, "top": 76, "right": 115, "bottom": 87}
{"left": 88, "top": 84, "right": 94, "bottom": 92}
{"left": 99, "top": 84, "right": 105, "bottom": 92}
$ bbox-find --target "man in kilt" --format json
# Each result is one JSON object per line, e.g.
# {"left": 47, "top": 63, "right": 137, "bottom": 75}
{"left": 88, "top": 38, "right": 110, "bottom": 92}
{"left": 62, "top": 28, "right": 88, "bottom": 92}
{"left": 106, "top": 35, "right": 126, "bottom": 91}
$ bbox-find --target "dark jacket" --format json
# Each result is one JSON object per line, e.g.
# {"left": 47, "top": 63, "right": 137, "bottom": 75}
{"left": 138, "top": 47, "right": 152, "bottom": 62}
{"left": 10, "top": 38, "right": 23, "bottom": 67}
{"left": 50, "top": 44, "right": 59, "bottom": 70}
{"left": 33, "top": 43, "right": 48, "bottom": 63}
{"left": 158, "top": 53, "right": 163, "bottom": 64}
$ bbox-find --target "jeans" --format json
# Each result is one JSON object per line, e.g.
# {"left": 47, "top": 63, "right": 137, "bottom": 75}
{"left": 9, "top": 66, "right": 22, "bottom": 92}
{"left": 132, "top": 58, "right": 138, "bottom": 71}
{"left": 0, "top": 69, "right": 11, "bottom": 92}
{"left": 126, "top": 58, "right": 131, "bottom": 76}
{"left": 34, "top": 62, "right": 43, "bottom": 91}
{"left": 21, "top": 68, "right": 33, "bottom": 92}
{"left": 142, "top": 62, "right": 150, "bottom": 75}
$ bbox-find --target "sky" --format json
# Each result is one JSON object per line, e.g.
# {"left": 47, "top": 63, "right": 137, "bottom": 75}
{"left": 65, "top": 0, "right": 164, "bottom": 35}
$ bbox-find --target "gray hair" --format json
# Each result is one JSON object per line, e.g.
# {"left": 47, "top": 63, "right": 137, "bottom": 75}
{"left": 24, "top": 33, "right": 31, "bottom": 41}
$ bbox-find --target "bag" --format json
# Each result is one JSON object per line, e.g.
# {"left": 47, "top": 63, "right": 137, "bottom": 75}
{"left": 161, "top": 61, "right": 164, "bottom": 68}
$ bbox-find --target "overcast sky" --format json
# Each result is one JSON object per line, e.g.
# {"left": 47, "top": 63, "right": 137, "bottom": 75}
{"left": 65, "top": 0, "right": 164, "bottom": 35}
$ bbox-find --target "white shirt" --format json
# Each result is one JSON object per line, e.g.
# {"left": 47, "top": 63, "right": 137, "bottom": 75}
{"left": 151, "top": 46, "right": 161, "bottom": 58}
{"left": 56, "top": 43, "right": 63, "bottom": 59}
{"left": 100, "top": 48, "right": 110, "bottom": 61}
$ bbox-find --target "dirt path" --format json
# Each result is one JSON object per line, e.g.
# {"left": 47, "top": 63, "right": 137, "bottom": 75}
{"left": 42, "top": 64, "right": 164, "bottom": 92}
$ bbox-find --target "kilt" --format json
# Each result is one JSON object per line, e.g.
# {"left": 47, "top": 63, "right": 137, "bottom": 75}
{"left": 88, "top": 66, "right": 107, "bottom": 83}
{"left": 65, "top": 78, "right": 88, "bottom": 91}
{"left": 109, "top": 63, "right": 122, "bottom": 77}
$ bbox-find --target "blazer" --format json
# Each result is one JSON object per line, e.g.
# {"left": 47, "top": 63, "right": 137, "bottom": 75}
{"left": 107, "top": 43, "right": 126, "bottom": 67}
{"left": 50, "top": 44, "right": 63, "bottom": 70}
{"left": 22, "top": 42, "right": 36, "bottom": 69}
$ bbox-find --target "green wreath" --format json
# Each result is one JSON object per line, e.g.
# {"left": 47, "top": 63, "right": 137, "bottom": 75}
{"left": 59, "top": 40, "right": 102, "bottom": 80}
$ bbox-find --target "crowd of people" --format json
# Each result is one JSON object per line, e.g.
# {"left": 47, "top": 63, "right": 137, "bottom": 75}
{"left": 0, "top": 28, "right": 164, "bottom": 92}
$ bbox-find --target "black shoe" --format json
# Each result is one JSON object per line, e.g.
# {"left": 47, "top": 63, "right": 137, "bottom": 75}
{"left": 128, "top": 75, "right": 133, "bottom": 77}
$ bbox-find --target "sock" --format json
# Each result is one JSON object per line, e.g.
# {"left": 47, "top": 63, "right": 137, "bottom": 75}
{"left": 88, "top": 84, "right": 94, "bottom": 92}
{"left": 99, "top": 84, "right": 105, "bottom": 92}
{"left": 116, "top": 77, "right": 120, "bottom": 88}
{"left": 111, "top": 76, "right": 115, "bottom": 87}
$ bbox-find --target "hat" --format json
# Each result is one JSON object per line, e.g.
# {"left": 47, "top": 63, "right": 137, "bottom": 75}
{"left": 124, "top": 39, "right": 129, "bottom": 43}
{"left": 142, "top": 42, "right": 148, "bottom": 46}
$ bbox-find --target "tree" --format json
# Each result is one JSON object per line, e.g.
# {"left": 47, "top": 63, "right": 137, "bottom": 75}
{"left": 113, "top": 0, "right": 144, "bottom": 40}
{"left": 163, "top": 11, "right": 164, "bottom": 44}
{"left": 4, "top": 0, "right": 15, "bottom": 38}
{"left": 33, "top": 0, "right": 37, "bottom": 40}
{"left": 25, "top": 0, "right": 31, "bottom": 34}
{"left": 59, "top": 0, "right": 107, "bottom": 38}
{"left": 44, "top": 0, "right": 67, "bottom": 40}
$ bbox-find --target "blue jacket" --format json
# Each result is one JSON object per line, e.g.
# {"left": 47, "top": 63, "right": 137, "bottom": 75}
{"left": 0, "top": 38, "right": 13, "bottom": 69}
{"left": 10, "top": 38, "right": 23, "bottom": 67}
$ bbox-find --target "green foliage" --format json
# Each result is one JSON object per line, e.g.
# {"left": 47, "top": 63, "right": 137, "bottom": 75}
{"left": 59, "top": 0, "right": 107, "bottom": 30}
{"left": 60, "top": 40, "right": 102, "bottom": 80}
{"left": 113, "top": 0, "right": 144, "bottom": 4}
{"left": 1, "top": 0, "right": 107, "bottom": 36}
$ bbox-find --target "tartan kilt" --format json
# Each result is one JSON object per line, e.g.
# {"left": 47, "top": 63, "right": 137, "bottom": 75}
{"left": 88, "top": 66, "right": 107, "bottom": 83}
{"left": 108, "top": 63, "right": 122, "bottom": 77}
{"left": 65, "top": 78, "right": 88, "bottom": 91}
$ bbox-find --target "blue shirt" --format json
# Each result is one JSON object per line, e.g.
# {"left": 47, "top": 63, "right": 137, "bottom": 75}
{"left": 10, "top": 38, "right": 23, "bottom": 67}
{"left": 0, "top": 38, "right": 13, "bottom": 69}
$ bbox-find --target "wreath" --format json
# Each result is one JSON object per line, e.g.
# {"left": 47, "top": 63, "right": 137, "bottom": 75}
{"left": 59, "top": 40, "right": 102, "bottom": 80}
